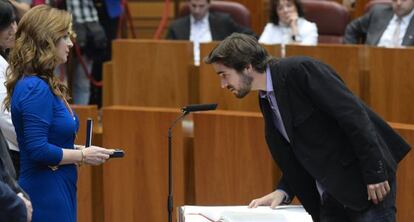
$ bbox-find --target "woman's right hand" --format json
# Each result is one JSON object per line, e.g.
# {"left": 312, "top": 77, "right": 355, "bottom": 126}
{"left": 81, "top": 146, "right": 114, "bottom": 166}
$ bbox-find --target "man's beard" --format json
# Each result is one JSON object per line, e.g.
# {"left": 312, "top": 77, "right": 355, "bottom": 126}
{"left": 228, "top": 73, "right": 253, "bottom": 99}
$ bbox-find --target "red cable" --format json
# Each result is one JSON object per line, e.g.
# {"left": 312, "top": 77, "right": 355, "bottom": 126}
{"left": 153, "top": 0, "right": 171, "bottom": 39}
{"left": 117, "top": 0, "right": 136, "bottom": 38}
{"left": 73, "top": 43, "right": 103, "bottom": 87}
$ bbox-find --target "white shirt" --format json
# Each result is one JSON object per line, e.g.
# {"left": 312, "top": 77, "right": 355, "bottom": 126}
{"left": 378, "top": 9, "right": 414, "bottom": 47}
{"left": 0, "top": 56, "right": 18, "bottom": 151}
{"left": 258, "top": 18, "right": 318, "bottom": 45}
{"left": 190, "top": 14, "right": 212, "bottom": 66}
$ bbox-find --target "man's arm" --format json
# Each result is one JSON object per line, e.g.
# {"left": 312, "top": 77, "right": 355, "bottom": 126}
{"left": 248, "top": 175, "right": 293, "bottom": 208}
{"left": 0, "top": 181, "right": 27, "bottom": 222}
{"left": 227, "top": 17, "right": 257, "bottom": 38}
{"left": 344, "top": 10, "right": 372, "bottom": 44}
{"left": 165, "top": 26, "right": 177, "bottom": 40}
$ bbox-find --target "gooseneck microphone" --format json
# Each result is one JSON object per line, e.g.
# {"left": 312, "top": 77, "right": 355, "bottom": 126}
{"left": 167, "top": 103, "right": 217, "bottom": 222}
{"left": 181, "top": 103, "right": 218, "bottom": 113}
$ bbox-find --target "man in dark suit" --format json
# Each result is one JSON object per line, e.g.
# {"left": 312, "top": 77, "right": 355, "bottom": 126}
{"left": 166, "top": 0, "right": 254, "bottom": 65}
{"left": 344, "top": 0, "right": 414, "bottom": 47}
{"left": 0, "top": 129, "right": 32, "bottom": 221}
{"left": 204, "top": 33, "right": 411, "bottom": 222}
{"left": 166, "top": 0, "right": 253, "bottom": 40}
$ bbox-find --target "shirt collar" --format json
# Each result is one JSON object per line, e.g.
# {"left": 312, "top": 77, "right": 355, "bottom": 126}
{"left": 190, "top": 12, "right": 210, "bottom": 25}
{"left": 394, "top": 8, "right": 414, "bottom": 24}
{"left": 259, "top": 65, "right": 274, "bottom": 98}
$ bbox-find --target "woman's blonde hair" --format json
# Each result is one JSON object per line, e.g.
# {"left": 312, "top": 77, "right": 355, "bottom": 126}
{"left": 4, "top": 5, "right": 73, "bottom": 110}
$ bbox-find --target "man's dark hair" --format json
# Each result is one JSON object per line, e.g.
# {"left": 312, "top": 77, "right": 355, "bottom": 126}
{"left": 187, "top": 0, "right": 211, "bottom": 3}
{"left": 204, "top": 33, "right": 272, "bottom": 73}
{"left": 269, "top": 0, "right": 305, "bottom": 25}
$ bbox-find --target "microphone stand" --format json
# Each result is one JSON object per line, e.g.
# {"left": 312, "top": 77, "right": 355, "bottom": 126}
{"left": 167, "top": 110, "right": 189, "bottom": 222}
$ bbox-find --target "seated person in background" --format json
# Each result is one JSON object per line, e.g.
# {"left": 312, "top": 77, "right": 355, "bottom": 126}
{"left": 259, "top": 0, "right": 318, "bottom": 45}
{"left": 344, "top": 0, "right": 414, "bottom": 47}
{"left": 166, "top": 0, "right": 255, "bottom": 65}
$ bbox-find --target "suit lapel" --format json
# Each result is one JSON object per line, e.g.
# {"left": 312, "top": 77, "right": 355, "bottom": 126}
{"left": 372, "top": 9, "right": 394, "bottom": 45}
{"left": 208, "top": 13, "right": 220, "bottom": 40}
{"left": 182, "top": 16, "right": 191, "bottom": 40}
{"left": 403, "top": 14, "right": 414, "bottom": 45}
{"left": 270, "top": 62, "right": 294, "bottom": 143}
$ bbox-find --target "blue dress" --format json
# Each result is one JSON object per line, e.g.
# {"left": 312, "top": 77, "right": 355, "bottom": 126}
{"left": 11, "top": 76, "right": 79, "bottom": 222}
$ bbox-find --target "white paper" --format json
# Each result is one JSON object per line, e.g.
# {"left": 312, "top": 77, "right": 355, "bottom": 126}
{"left": 180, "top": 205, "right": 312, "bottom": 222}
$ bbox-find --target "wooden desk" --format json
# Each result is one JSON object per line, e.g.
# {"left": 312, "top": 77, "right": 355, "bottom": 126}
{"left": 367, "top": 47, "right": 414, "bottom": 124}
{"left": 102, "top": 106, "right": 186, "bottom": 222}
{"left": 389, "top": 122, "right": 414, "bottom": 222}
{"left": 71, "top": 105, "right": 99, "bottom": 222}
{"left": 193, "top": 111, "right": 280, "bottom": 204}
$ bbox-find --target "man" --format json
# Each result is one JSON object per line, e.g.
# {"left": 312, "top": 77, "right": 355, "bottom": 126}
{"left": 166, "top": 0, "right": 254, "bottom": 65}
{"left": 204, "top": 33, "right": 410, "bottom": 222}
{"left": 0, "top": 130, "right": 32, "bottom": 222}
{"left": 344, "top": 0, "right": 414, "bottom": 47}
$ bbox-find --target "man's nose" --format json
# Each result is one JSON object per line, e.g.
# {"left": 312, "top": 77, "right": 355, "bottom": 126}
{"left": 221, "top": 79, "right": 228, "bottom": 89}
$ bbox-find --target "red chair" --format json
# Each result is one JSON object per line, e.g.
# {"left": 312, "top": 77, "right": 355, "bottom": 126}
{"left": 301, "top": 0, "right": 350, "bottom": 43}
{"left": 364, "top": 0, "right": 392, "bottom": 13}
{"left": 179, "top": 1, "right": 251, "bottom": 28}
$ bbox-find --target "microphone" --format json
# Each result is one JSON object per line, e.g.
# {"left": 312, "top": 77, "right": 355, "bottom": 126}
{"left": 181, "top": 103, "right": 217, "bottom": 113}
{"left": 167, "top": 103, "right": 217, "bottom": 222}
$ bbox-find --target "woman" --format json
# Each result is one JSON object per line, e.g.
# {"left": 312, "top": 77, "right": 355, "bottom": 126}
{"left": 0, "top": 0, "right": 20, "bottom": 176}
{"left": 259, "top": 0, "right": 318, "bottom": 45}
{"left": 4, "top": 5, "right": 114, "bottom": 222}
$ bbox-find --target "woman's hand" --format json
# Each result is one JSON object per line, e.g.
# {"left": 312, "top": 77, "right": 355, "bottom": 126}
{"left": 81, "top": 146, "right": 114, "bottom": 166}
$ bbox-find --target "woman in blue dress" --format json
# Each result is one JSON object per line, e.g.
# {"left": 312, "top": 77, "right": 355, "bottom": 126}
{"left": 4, "top": 5, "right": 114, "bottom": 222}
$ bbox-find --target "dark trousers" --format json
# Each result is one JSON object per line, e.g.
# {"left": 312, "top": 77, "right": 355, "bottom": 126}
{"left": 320, "top": 178, "right": 396, "bottom": 222}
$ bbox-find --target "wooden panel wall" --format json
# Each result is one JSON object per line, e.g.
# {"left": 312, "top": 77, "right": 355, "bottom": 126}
{"left": 102, "top": 106, "right": 186, "bottom": 222}
{"left": 103, "top": 62, "right": 113, "bottom": 107}
{"left": 389, "top": 122, "right": 414, "bottom": 222}
{"left": 71, "top": 105, "right": 99, "bottom": 222}
{"left": 193, "top": 111, "right": 280, "bottom": 204}
{"left": 111, "top": 40, "right": 193, "bottom": 108}
{"left": 285, "top": 44, "right": 365, "bottom": 99}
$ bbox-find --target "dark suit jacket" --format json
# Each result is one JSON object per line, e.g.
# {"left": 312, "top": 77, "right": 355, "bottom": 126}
{"left": 0, "top": 130, "right": 27, "bottom": 222}
{"left": 344, "top": 5, "right": 414, "bottom": 45}
{"left": 165, "top": 12, "right": 255, "bottom": 40}
{"left": 259, "top": 57, "right": 411, "bottom": 221}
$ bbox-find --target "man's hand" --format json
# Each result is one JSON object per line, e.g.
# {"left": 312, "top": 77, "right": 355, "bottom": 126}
{"left": 248, "top": 190, "right": 286, "bottom": 209}
{"left": 17, "top": 192, "right": 32, "bottom": 222}
{"left": 367, "top": 180, "right": 390, "bottom": 204}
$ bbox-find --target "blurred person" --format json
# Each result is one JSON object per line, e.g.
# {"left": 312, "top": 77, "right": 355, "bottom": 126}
{"left": 204, "top": 33, "right": 410, "bottom": 222}
{"left": 90, "top": 0, "right": 121, "bottom": 107}
{"left": 66, "top": 0, "right": 107, "bottom": 105}
{"left": 259, "top": 0, "right": 318, "bottom": 45}
{"left": 4, "top": 5, "right": 114, "bottom": 222}
{"left": 0, "top": 0, "right": 20, "bottom": 176}
{"left": 9, "top": 0, "right": 31, "bottom": 18}
{"left": 344, "top": 0, "right": 414, "bottom": 47}
{"left": 166, "top": 0, "right": 255, "bottom": 65}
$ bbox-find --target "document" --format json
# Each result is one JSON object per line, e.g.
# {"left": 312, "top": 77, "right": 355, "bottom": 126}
{"left": 179, "top": 205, "right": 312, "bottom": 222}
